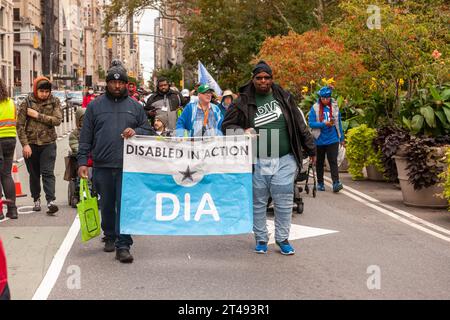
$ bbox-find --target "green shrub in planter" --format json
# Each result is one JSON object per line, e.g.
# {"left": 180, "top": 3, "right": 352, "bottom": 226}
{"left": 438, "top": 147, "right": 450, "bottom": 211}
{"left": 346, "top": 124, "right": 385, "bottom": 180}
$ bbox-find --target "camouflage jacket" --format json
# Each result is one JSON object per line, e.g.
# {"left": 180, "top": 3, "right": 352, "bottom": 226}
{"left": 17, "top": 94, "right": 63, "bottom": 146}
{"left": 68, "top": 128, "right": 80, "bottom": 154}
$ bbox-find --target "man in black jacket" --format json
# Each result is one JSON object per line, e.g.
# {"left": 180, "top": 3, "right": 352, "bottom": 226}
{"left": 222, "top": 60, "right": 316, "bottom": 256}
{"left": 78, "top": 60, "right": 155, "bottom": 263}
{"left": 144, "top": 77, "right": 187, "bottom": 129}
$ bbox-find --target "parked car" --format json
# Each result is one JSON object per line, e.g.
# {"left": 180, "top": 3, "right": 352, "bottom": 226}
{"left": 66, "top": 91, "right": 83, "bottom": 108}
{"left": 0, "top": 238, "right": 10, "bottom": 300}
{"left": 52, "top": 90, "right": 67, "bottom": 109}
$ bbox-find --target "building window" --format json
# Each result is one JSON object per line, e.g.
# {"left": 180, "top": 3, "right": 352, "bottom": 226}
{"left": 0, "top": 7, "right": 4, "bottom": 28}
{"left": 0, "top": 35, "right": 4, "bottom": 59}
{"left": 2, "top": 66, "right": 7, "bottom": 82}
{"left": 14, "top": 29, "right": 20, "bottom": 42}
{"left": 14, "top": 51, "right": 21, "bottom": 88}
{"left": 13, "top": 51, "right": 20, "bottom": 68}
{"left": 13, "top": 8, "right": 20, "bottom": 22}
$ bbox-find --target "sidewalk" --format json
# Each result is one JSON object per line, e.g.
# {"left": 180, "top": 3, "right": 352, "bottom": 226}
{"left": 0, "top": 135, "right": 77, "bottom": 300}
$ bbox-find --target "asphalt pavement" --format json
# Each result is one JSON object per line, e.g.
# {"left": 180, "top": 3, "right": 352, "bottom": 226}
{"left": 1, "top": 135, "right": 449, "bottom": 300}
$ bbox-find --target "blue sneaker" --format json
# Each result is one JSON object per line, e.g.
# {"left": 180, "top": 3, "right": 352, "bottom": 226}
{"left": 254, "top": 241, "right": 268, "bottom": 254}
{"left": 317, "top": 182, "right": 325, "bottom": 191}
{"left": 276, "top": 240, "right": 295, "bottom": 255}
{"left": 333, "top": 181, "right": 343, "bottom": 193}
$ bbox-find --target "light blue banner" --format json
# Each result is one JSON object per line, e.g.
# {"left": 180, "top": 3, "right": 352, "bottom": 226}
{"left": 120, "top": 136, "right": 254, "bottom": 236}
{"left": 121, "top": 173, "right": 252, "bottom": 235}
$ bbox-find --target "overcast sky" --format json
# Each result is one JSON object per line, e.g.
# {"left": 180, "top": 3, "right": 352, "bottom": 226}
{"left": 138, "top": 9, "right": 159, "bottom": 82}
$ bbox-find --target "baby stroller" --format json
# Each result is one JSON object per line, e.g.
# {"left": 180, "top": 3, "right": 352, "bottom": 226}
{"left": 64, "top": 153, "right": 95, "bottom": 208}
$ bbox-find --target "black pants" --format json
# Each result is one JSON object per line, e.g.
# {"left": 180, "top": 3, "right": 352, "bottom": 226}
{"left": 93, "top": 168, "right": 133, "bottom": 250}
{"left": 0, "top": 283, "right": 10, "bottom": 300}
{"left": 0, "top": 138, "right": 16, "bottom": 210}
{"left": 316, "top": 142, "right": 340, "bottom": 184}
{"left": 24, "top": 143, "right": 57, "bottom": 202}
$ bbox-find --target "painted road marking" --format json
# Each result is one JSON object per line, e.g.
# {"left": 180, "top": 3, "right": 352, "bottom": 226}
{"left": 32, "top": 215, "right": 80, "bottom": 300}
{"left": 0, "top": 205, "right": 36, "bottom": 223}
{"left": 324, "top": 178, "right": 450, "bottom": 236}
{"left": 266, "top": 220, "right": 338, "bottom": 244}
{"left": 17, "top": 206, "right": 35, "bottom": 215}
{"left": 322, "top": 176, "right": 450, "bottom": 243}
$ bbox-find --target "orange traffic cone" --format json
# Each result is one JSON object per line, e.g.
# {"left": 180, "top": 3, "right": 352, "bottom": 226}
{"left": 12, "top": 163, "right": 27, "bottom": 198}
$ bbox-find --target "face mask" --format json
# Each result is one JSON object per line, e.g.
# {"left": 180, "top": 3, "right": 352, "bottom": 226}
{"left": 88, "top": 90, "right": 94, "bottom": 95}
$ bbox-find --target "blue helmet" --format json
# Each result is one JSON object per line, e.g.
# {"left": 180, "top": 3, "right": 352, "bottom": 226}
{"left": 318, "top": 86, "right": 332, "bottom": 98}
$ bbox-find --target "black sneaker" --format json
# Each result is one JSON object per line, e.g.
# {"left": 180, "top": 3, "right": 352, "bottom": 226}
{"left": 104, "top": 238, "right": 116, "bottom": 252}
{"left": 33, "top": 199, "right": 41, "bottom": 212}
{"left": 46, "top": 201, "right": 59, "bottom": 216}
{"left": 6, "top": 208, "right": 18, "bottom": 219}
{"left": 115, "top": 248, "right": 134, "bottom": 263}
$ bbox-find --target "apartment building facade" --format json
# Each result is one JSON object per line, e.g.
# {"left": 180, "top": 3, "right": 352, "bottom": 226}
{"left": 12, "top": 0, "right": 43, "bottom": 94}
{"left": 41, "top": 0, "right": 61, "bottom": 83}
{"left": 1, "top": 0, "right": 14, "bottom": 95}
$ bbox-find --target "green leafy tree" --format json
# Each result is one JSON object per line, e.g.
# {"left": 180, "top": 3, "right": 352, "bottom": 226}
{"left": 332, "top": 0, "right": 450, "bottom": 114}
{"left": 97, "top": 65, "right": 106, "bottom": 80}
{"left": 104, "top": 0, "right": 344, "bottom": 90}
{"left": 152, "top": 65, "right": 183, "bottom": 89}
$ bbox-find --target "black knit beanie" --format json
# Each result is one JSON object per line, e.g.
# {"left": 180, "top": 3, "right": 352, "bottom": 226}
{"left": 252, "top": 60, "right": 273, "bottom": 77}
{"left": 106, "top": 59, "right": 129, "bottom": 83}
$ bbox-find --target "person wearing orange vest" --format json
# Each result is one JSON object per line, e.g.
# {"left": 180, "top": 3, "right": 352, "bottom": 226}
{"left": 0, "top": 79, "right": 18, "bottom": 220}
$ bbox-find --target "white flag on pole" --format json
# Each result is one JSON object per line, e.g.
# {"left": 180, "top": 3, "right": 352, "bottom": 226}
{"left": 198, "top": 61, "right": 223, "bottom": 96}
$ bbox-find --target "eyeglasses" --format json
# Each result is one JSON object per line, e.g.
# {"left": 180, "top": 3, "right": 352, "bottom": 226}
{"left": 255, "top": 76, "right": 272, "bottom": 81}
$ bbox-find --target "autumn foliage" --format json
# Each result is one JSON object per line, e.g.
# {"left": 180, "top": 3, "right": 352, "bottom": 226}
{"left": 256, "top": 29, "right": 366, "bottom": 98}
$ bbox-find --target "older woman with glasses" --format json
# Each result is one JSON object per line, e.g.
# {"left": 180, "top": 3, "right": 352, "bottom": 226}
{"left": 175, "top": 84, "right": 224, "bottom": 137}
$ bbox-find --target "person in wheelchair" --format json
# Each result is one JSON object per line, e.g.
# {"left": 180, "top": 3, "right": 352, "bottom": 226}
{"left": 66, "top": 108, "right": 94, "bottom": 207}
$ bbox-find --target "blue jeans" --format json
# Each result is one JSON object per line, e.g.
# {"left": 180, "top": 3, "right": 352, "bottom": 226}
{"left": 93, "top": 168, "right": 133, "bottom": 250}
{"left": 253, "top": 153, "right": 298, "bottom": 243}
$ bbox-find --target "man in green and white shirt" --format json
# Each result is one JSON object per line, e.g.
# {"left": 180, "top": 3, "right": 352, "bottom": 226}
{"left": 222, "top": 60, "right": 316, "bottom": 255}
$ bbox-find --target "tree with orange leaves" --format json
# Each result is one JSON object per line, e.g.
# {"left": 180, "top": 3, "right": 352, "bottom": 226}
{"left": 256, "top": 29, "right": 367, "bottom": 100}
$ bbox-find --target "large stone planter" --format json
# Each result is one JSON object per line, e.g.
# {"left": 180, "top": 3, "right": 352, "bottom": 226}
{"left": 366, "top": 165, "right": 385, "bottom": 181}
{"left": 393, "top": 155, "right": 447, "bottom": 208}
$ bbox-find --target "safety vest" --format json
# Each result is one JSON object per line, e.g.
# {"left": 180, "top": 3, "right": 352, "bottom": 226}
{"left": 0, "top": 98, "right": 17, "bottom": 138}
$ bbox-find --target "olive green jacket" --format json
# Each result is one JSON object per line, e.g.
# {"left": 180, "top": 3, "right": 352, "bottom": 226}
{"left": 17, "top": 94, "right": 63, "bottom": 146}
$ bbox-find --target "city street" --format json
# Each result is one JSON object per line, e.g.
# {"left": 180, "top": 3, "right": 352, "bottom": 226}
{"left": 1, "top": 135, "right": 449, "bottom": 300}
